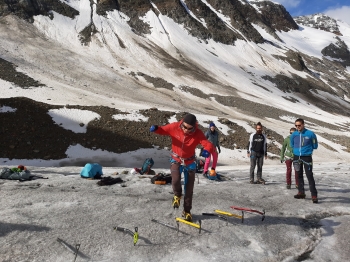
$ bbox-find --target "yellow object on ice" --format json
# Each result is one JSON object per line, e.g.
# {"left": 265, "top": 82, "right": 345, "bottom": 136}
{"left": 215, "top": 209, "right": 243, "bottom": 219}
{"left": 175, "top": 217, "right": 201, "bottom": 229}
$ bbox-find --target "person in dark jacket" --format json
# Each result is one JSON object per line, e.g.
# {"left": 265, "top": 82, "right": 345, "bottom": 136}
{"left": 290, "top": 118, "right": 318, "bottom": 203}
{"left": 203, "top": 122, "right": 221, "bottom": 178}
{"left": 150, "top": 113, "right": 215, "bottom": 221}
{"left": 247, "top": 122, "right": 267, "bottom": 184}
{"left": 280, "top": 127, "right": 298, "bottom": 189}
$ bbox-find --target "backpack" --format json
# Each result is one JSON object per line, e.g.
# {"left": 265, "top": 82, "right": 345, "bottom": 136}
{"left": 0, "top": 167, "right": 31, "bottom": 181}
{"left": 140, "top": 158, "right": 154, "bottom": 175}
{"left": 207, "top": 168, "right": 220, "bottom": 181}
{"left": 151, "top": 173, "right": 172, "bottom": 184}
{"left": 80, "top": 163, "right": 103, "bottom": 178}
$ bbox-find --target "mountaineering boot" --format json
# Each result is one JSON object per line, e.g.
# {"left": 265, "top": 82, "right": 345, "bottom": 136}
{"left": 312, "top": 196, "right": 318, "bottom": 203}
{"left": 172, "top": 196, "right": 181, "bottom": 209}
{"left": 203, "top": 171, "right": 208, "bottom": 178}
{"left": 294, "top": 193, "right": 306, "bottom": 199}
{"left": 182, "top": 211, "right": 193, "bottom": 222}
{"left": 257, "top": 178, "right": 266, "bottom": 184}
{"left": 249, "top": 179, "right": 256, "bottom": 184}
{"left": 286, "top": 184, "right": 291, "bottom": 189}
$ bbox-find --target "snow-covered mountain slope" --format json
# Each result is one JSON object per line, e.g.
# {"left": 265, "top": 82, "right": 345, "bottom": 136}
{"left": 0, "top": 0, "right": 350, "bottom": 161}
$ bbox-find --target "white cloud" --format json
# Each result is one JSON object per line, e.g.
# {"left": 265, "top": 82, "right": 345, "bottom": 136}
{"left": 325, "top": 6, "right": 350, "bottom": 25}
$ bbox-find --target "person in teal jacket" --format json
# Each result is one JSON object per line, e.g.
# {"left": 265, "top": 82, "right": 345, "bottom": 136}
{"left": 290, "top": 118, "right": 318, "bottom": 203}
{"left": 280, "top": 127, "right": 298, "bottom": 189}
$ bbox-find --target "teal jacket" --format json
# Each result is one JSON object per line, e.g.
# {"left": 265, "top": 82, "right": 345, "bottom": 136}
{"left": 290, "top": 129, "right": 318, "bottom": 156}
{"left": 281, "top": 135, "right": 293, "bottom": 160}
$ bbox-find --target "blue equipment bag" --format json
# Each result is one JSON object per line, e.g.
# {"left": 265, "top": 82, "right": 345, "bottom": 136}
{"left": 80, "top": 163, "right": 103, "bottom": 178}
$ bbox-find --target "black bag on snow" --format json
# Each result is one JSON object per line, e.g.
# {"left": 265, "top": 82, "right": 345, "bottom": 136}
{"left": 140, "top": 158, "right": 154, "bottom": 175}
{"left": 97, "top": 176, "right": 123, "bottom": 186}
{"left": 151, "top": 173, "right": 172, "bottom": 184}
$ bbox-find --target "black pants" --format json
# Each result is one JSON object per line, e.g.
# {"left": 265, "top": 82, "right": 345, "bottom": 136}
{"left": 293, "top": 156, "right": 317, "bottom": 197}
{"left": 250, "top": 151, "right": 264, "bottom": 180}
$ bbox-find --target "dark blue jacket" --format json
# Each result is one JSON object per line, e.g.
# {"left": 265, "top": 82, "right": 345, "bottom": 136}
{"left": 290, "top": 129, "right": 318, "bottom": 156}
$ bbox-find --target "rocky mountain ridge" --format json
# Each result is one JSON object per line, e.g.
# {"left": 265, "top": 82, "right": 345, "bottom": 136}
{"left": 294, "top": 13, "right": 342, "bottom": 35}
{"left": 1, "top": 0, "right": 350, "bottom": 162}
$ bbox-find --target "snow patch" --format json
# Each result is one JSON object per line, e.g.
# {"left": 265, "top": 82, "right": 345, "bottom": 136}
{"left": 48, "top": 108, "right": 101, "bottom": 133}
{"left": 113, "top": 110, "right": 149, "bottom": 122}
{"left": 0, "top": 106, "right": 16, "bottom": 113}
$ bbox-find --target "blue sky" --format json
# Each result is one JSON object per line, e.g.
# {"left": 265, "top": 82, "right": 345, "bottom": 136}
{"left": 269, "top": 0, "right": 350, "bottom": 24}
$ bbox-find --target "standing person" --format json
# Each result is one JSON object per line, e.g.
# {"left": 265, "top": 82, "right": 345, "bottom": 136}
{"left": 203, "top": 122, "right": 221, "bottom": 178}
{"left": 280, "top": 127, "right": 298, "bottom": 189}
{"left": 247, "top": 122, "right": 267, "bottom": 184}
{"left": 290, "top": 118, "right": 318, "bottom": 203}
{"left": 150, "top": 113, "right": 215, "bottom": 221}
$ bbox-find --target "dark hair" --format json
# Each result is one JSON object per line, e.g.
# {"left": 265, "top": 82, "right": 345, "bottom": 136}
{"left": 295, "top": 118, "right": 304, "bottom": 124}
{"left": 183, "top": 113, "right": 197, "bottom": 126}
{"left": 290, "top": 127, "right": 296, "bottom": 132}
{"left": 256, "top": 122, "right": 262, "bottom": 127}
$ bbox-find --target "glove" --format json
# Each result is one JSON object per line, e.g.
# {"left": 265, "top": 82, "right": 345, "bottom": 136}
{"left": 150, "top": 125, "right": 158, "bottom": 132}
{"left": 218, "top": 147, "right": 221, "bottom": 154}
{"left": 281, "top": 160, "right": 284, "bottom": 163}
{"left": 201, "top": 150, "right": 210, "bottom": 158}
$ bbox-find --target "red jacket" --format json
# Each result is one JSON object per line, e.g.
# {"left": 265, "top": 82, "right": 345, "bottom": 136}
{"left": 154, "top": 120, "right": 215, "bottom": 165}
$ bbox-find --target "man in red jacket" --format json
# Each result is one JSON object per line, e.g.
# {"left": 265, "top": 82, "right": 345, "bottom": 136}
{"left": 150, "top": 113, "right": 215, "bottom": 222}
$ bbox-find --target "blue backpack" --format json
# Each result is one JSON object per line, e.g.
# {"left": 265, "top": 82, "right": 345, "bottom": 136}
{"left": 80, "top": 163, "right": 103, "bottom": 178}
{"left": 140, "top": 158, "right": 154, "bottom": 175}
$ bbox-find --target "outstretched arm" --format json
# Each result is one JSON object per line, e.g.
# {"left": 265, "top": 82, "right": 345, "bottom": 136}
{"left": 152, "top": 122, "right": 177, "bottom": 136}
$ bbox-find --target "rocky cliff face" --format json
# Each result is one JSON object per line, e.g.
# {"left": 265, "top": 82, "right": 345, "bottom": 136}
{"left": 0, "top": 0, "right": 297, "bottom": 44}
{"left": 322, "top": 37, "right": 350, "bottom": 67}
{"left": 0, "top": 0, "right": 79, "bottom": 22}
{"left": 294, "top": 13, "right": 342, "bottom": 35}
{"left": 294, "top": 13, "right": 350, "bottom": 68}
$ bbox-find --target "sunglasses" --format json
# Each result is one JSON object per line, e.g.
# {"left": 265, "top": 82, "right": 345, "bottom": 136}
{"left": 181, "top": 123, "right": 194, "bottom": 131}
{"left": 295, "top": 125, "right": 302, "bottom": 127}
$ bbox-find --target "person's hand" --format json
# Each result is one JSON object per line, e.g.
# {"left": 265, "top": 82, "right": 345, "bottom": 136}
{"left": 281, "top": 160, "right": 284, "bottom": 163}
{"left": 150, "top": 125, "right": 158, "bottom": 132}
{"left": 247, "top": 153, "right": 250, "bottom": 158}
{"left": 265, "top": 155, "right": 267, "bottom": 160}
{"left": 218, "top": 148, "right": 221, "bottom": 154}
{"left": 201, "top": 150, "right": 210, "bottom": 158}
